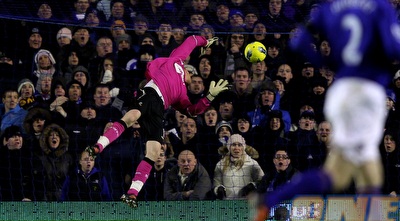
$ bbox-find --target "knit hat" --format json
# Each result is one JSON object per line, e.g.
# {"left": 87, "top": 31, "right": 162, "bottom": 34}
{"left": 300, "top": 110, "right": 315, "bottom": 120}
{"left": 2, "top": 125, "right": 22, "bottom": 140}
{"left": 138, "top": 44, "right": 156, "bottom": 57}
{"left": 227, "top": 134, "right": 246, "bottom": 148}
{"left": 73, "top": 65, "right": 89, "bottom": 75}
{"left": 111, "top": 20, "right": 126, "bottom": 31}
{"left": 30, "top": 27, "right": 41, "bottom": 37}
{"left": 229, "top": 9, "right": 244, "bottom": 19}
{"left": 115, "top": 33, "right": 132, "bottom": 45}
{"left": 34, "top": 49, "right": 56, "bottom": 65}
{"left": 56, "top": 27, "right": 72, "bottom": 40}
{"left": 184, "top": 64, "right": 198, "bottom": 75}
{"left": 134, "top": 14, "right": 149, "bottom": 26}
{"left": 17, "top": 78, "right": 35, "bottom": 94}
{"left": 215, "top": 120, "right": 233, "bottom": 134}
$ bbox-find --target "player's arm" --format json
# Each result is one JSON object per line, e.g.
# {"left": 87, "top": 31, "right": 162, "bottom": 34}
{"left": 169, "top": 35, "right": 207, "bottom": 61}
{"left": 175, "top": 79, "right": 229, "bottom": 116}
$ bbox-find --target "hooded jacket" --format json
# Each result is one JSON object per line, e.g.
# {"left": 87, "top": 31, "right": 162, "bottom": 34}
{"left": 33, "top": 123, "right": 73, "bottom": 201}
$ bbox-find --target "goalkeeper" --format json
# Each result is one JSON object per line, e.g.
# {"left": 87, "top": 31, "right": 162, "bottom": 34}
{"left": 86, "top": 35, "right": 227, "bottom": 207}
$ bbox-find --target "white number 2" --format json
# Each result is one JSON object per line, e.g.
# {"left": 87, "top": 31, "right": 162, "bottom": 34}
{"left": 341, "top": 14, "right": 363, "bottom": 66}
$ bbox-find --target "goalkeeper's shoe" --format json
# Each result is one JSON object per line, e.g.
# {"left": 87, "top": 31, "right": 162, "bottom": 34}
{"left": 201, "top": 37, "right": 219, "bottom": 55}
{"left": 85, "top": 145, "right": 100, "bottom": 157}
{"left": 121, "top": 194, "right": 138, "bottom": 208}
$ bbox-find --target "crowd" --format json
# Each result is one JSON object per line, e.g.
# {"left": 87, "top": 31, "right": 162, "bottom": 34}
{"left": 0, "top": 0, "right": 400, "bottom": 203}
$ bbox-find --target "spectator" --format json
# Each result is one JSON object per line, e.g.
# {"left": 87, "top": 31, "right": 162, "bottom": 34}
{"left": 23, "top": 107, "right": 52, "bottom": 152}
{"left": 214, "top": 91, "right": 237, "bottom": 123}
{"left": 228, "top": 9, "right": 245, "bottom": 28}
{"left": 213, "top": 134, "right": 264, "bottom": 199}
{"left": 229, "top": 66, "right": 256, "bottom": 115}
{"left": 250, "top": 60, "right": 271, "bottom": 91}
{"left": 154, "top": 22, "right": 179, "bottom": 57}
{"left": 61, "top": 150, "right": 111, "bottom": 201}
{"left": 259, "top": 0, "right": 295, "bottom": 34}
{"left": 32, "top": 49, "right": 57, "bottom": 90}
{"left": 110, "top": 20, "right": 127, "bottom": 40}
{"left": 34, "top": 74, "right": 53, "bottom": 109}
{"left": 115, "top": 33, "right": 136, "bottom": 69}
{"left": 130, "top": 14, "right": 150, "bottom": 47}
{"left": 222, "top": 27, "right": 249, "bottom": 79}
{"left": 213, "top": 3, "right": 230, "bottom": 34}
{"left": 380, "top": 129, "right": 400, "bottom": 196}
{"left": 316, "top": 120, "right": 332, "bottom": 157}
{"left": 259, "top": 110, "right": 289, "bottom": 172}
{"left": 58, "top": 48, "right": 82, "bottom": 83}
{"left": 187, "top": 72, "right": 206, "bottom": 104}
{"left": 169, "top": 117, "right": 201, "bottom": 158}
{"left": 17, "top": 27, "right": 45, "bottom": 78}
{"left": 106, "top": 0, "right": 132, "bottom": 26}
{"left": 0, "top": 89, "right": 27, "bottom": 133}
{"left": 138, "top": 149, "right": 173, "bottom": 201}
{"left": 164, "top": 150, "right": 211, "bottom": 200}
{"left": 70, "top": 0, "right": 91, "bottom": 23}
{"left": 88, "top": 36, "right": 113, "bottom": 85}
{"left": 195, "top": 54, "right": 220, "bottom": 93}
{"left": 247, "top": 81, "right": 291, "bottom": 133}
{"left": 72, "top": 65, "right": 91, "bottom": 95}
{"left": 0, "top": 125, "right": 34, "bottom": 201}
{"left": 56, "top": 27, "right": 72, "bottom": 49}
{"left": 186, "top": 12, "right": 207, "bottom": 34}
{"left": 68, "top": 26, "right": 96, "bottom": 68}
{"left": 257, "top": 148, "right": 299, "bottom": 193}
{"left": 288, "top": 110, "right": 323, "bottom": 171}
{"left": 34, "top": 123, "right": 74, "bottom": 201}
{"left": 172, "top": 26, "right": 186, "bottom": 45}
{"left": 141, "top": 0, "right": 177, "bottom": 29}
{"left": 17, "top": 78, "right": 38, "bottom": 110}
{"left": 84, "top": 7, "right": 107, "bottom": 27}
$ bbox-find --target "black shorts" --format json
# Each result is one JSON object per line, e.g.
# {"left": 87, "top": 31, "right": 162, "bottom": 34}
{"left": 132, "top": 87, "right": 164, "bottom": 143}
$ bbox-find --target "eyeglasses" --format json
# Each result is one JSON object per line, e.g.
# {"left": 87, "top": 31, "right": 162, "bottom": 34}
{"left": 274, "top": 154, "right": 289, "bottom": 160}
{"left": 231, "top": 35, "right": 244, "bottom": 40}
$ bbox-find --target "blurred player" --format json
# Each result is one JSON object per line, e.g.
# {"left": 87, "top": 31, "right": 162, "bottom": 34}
{"left": 86, "top": 35, "right": 227, "bottom": 208}
{"left": 255, "top": 0, "right": 400, "bottom": 220}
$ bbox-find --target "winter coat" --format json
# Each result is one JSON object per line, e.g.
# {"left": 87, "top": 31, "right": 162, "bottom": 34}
{"left": 33, "top": 124, "right": 74, "bottom": 201}
{"left": 213, "top": 154, "right": 264, "bottom": 200}
{"left": 164, "top": 163, "right": 211, "bottom": 201}
{"left": 257, "top": 164, "right": 299, "bottom": 193}
{"left": 61, "top": 167, "right": 111, "bottom": 201}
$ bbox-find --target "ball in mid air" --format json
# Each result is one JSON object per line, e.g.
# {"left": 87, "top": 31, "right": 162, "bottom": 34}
{"left": 244, "top": 41, "right": 267, "bottom": 63}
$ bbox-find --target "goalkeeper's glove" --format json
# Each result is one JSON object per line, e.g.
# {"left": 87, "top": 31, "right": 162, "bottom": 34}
{"left": 206, "top": 79, "right": 229, "bottom": 101}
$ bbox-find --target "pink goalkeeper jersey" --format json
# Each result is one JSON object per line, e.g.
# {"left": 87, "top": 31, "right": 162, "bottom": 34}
{"left": 145, "top": 35, "right": 211, "bottom": 116}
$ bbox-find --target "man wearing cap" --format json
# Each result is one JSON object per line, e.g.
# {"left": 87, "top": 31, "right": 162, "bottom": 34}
{"left": 86, "top": 35, "right": 226, "bottom": 207}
